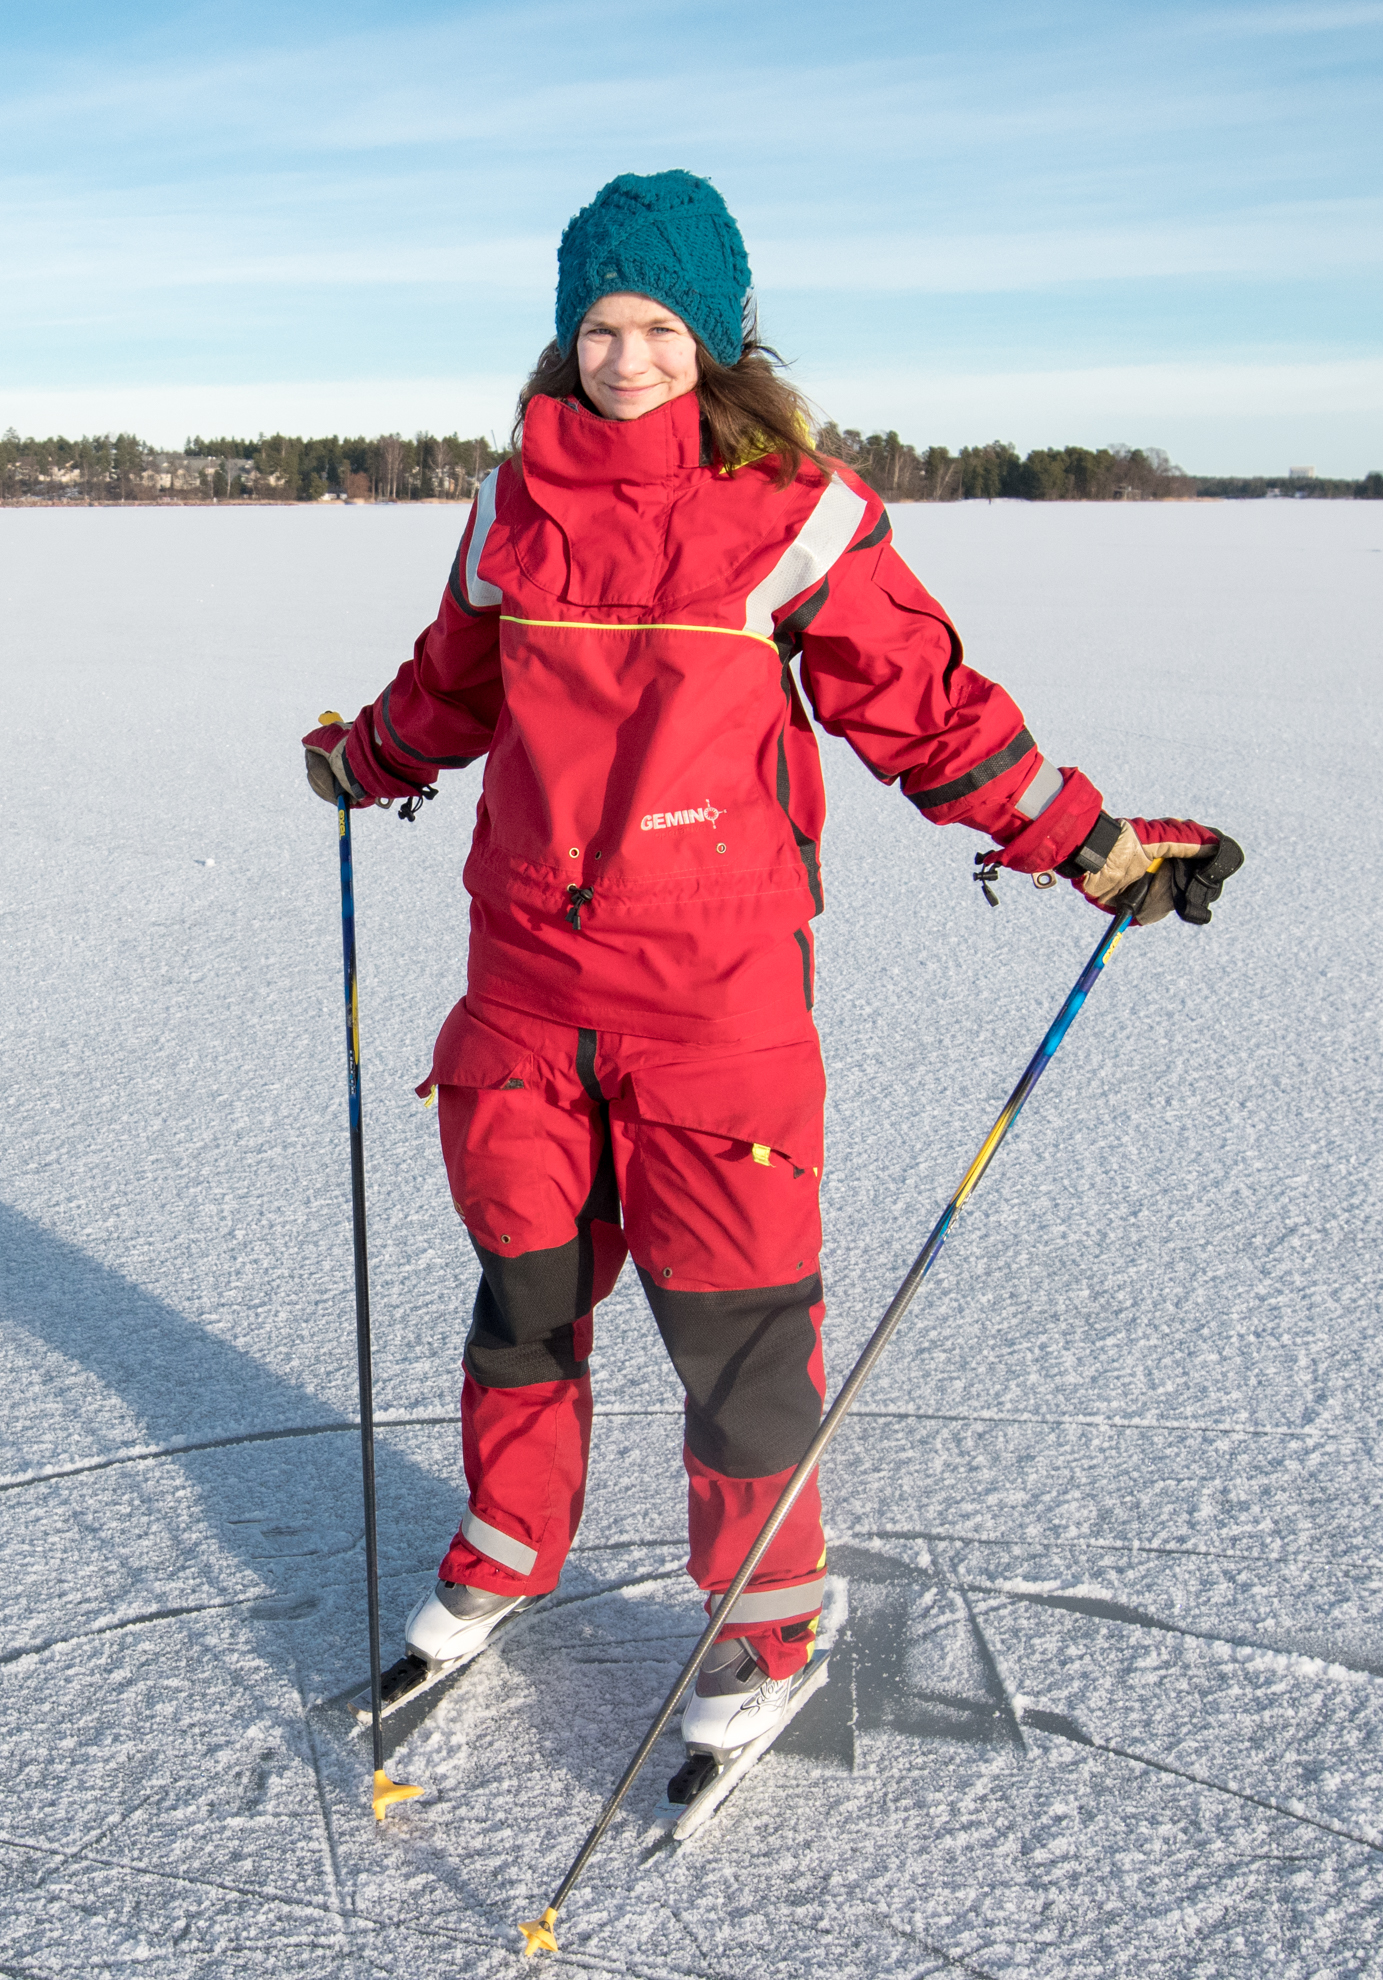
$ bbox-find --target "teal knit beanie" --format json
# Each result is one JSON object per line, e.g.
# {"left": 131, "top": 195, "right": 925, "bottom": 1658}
{"left": 555, "top": 170, "right": 753, "bottom": 368}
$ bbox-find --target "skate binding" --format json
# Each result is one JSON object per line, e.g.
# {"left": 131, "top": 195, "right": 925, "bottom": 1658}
{"left": 665, "top": 1750, "right": 720, "bottom": 1805}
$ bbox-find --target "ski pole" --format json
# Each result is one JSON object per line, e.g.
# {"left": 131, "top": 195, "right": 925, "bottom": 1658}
{"left": 518, "top": 879, "right": 1159, "bottom": 1955}
{"left": 332, "top": 772, "right": 423, "bottom": 1824}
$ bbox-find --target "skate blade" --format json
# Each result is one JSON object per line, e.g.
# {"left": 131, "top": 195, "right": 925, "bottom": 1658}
{"left": 350, "top": 1652, "right": 465, "bottom": 1725}
{"left": 655, "top": 1654, "right": 832, "bottom": 1841}
{"left": 348, "top": 1597, "right": 536, "bottom": 1725}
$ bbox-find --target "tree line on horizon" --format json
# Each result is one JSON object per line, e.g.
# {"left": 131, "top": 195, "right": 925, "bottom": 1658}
{"left": 814, "top": 427, "right": 1377, "bottom": 502}
{"left": 817, "top": 426, "right": 1194, "bottom": 501}
{"left": 0, "top": 429, "right": 509, "bottom": 505}
{"left": 2, "top": 424, "right": 1378, "bottom": 505}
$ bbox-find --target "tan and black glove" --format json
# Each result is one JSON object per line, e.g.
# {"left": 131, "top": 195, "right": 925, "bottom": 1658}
{"left": 303, "top": 711, "right": 371, "bottom": 807}
{"left": 1062, "top": 814, "right": 1244, "bottom": 924}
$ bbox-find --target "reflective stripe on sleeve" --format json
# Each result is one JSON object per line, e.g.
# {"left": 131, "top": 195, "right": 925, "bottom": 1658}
{"left": 465, "top": 469, "right": 503, "bottom": 609}
{"left": 907, "top": 726, "right": 1036, "bottom": 813}
{"left": 380, "top": 681, "right": 476, "bottom": 769}
{"left": 708, "top": 1575, "right": 828, "bottom": 1626}
{"left": 1014, "top": 754, "right": 1063, "bottom": 821}
{"left": 461, "top": 1505, "right": 538, "bottom": 1576}
{"left": 742, "top": 475, "right": 867, "bottom": 637}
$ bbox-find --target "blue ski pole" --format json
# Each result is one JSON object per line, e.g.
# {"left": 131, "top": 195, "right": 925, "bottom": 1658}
{"left": 331, "top": 758, "right": 423, "bottom": 1824}
{"left": 519, "top": 876, "right": 1160, "bottom": 1955}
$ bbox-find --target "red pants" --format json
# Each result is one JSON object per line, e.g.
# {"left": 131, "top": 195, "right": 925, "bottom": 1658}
{"left": 423, "top": 993, "right": 829, "bottom": 1678}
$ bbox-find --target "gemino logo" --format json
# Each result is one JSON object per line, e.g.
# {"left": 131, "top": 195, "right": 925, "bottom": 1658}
{"left": 640, "top": 801, "right": 724, "bottom": 832}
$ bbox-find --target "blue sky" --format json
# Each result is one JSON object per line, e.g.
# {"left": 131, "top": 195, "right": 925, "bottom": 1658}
{"left": 2, "top": 0, "right": 1380, "bottom": 473}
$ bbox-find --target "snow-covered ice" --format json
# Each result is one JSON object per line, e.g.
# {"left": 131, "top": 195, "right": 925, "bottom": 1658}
{"left": 2, "top": 497, "right": 1380, "bottom": 1977}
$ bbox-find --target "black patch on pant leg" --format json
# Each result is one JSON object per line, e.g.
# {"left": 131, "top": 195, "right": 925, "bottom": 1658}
{"left": 638, "top": 1269, "right": 823, "bottom": 1478}
{"left": 463, "top": 1099, "right": 622, "bottom": 1388}
{"left": 464, "top": 1236, "right": 590, "bottom": 1386}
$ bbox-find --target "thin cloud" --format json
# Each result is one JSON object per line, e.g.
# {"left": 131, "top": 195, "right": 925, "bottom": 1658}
{"left": 756, "top": 201, "right": 1383, "bottom": 295}
{"left": 4, "top": 8, "right": 1373, "bottom": 172}
{"left": 1187, "top": 2, "right": 1383, "bottom": 35}
{"left": 1, "top": 0, "right": 1377, "bottom": 461}
{"left": 801, "top": 355, "right": 1383, "bottom": 421}
{"left": 5, "top": 194, "right": 1376, "bottom": 303}
{"left": 0, "top": 375, "right": 525, "bottom": 450}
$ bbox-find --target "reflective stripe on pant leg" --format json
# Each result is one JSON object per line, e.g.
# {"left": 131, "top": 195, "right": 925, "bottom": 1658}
{"left": 685, "top": 1445, "right": 827, "bottom": 1679}
{"left": 439, "top": 1370, "right": 593, "bottom": 1596}
{"left": 460, "top": 1507, "right": 538, "bottom": 1576}
{"left": 711, "top": 1576, "right": 828, "bottom": 1627}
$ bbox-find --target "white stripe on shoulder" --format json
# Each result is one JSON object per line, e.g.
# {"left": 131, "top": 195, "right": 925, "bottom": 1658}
{"left": 742, "top": 474, "right": 869, "bottom": 638}
{"left": 465, "top": 467, "right": 503, "bottom": 610}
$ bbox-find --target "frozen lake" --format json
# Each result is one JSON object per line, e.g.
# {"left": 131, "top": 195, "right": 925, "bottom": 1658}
{"left": 2, "top": 496, "right": 1380, "bottom": 1976}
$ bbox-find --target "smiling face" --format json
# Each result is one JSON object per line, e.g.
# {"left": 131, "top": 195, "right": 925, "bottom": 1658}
{"left": 576, "top": 292, "right": 700, "bottom": 420}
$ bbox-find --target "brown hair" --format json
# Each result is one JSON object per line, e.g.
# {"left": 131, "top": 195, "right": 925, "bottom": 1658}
{"left": 512, "top": 333, "right": 823, "bottom": 488}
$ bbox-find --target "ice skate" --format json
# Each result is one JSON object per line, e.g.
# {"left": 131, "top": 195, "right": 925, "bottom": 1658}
{"left": 349, "top": 1582, "right": 534, "bottom": 1725}
{"left": 406, "top": 1580, "right": 534, "bottom": 1672}
{"left": 658, "top": 1637, "right": 831, "bottom": 1839}
{"left": 678, "top": 1636, "right": 812, "bottom": 1762}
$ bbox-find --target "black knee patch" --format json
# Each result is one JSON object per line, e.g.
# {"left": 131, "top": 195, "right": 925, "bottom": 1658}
{"left": 465, "top": 1235, "right": 591, "bottom": 1386}
{"left": 463, "top": 1120, "right": 620, "bottom": 1388}
{"left": 639, "top": 1269, "right": 823, "bottom": 1478}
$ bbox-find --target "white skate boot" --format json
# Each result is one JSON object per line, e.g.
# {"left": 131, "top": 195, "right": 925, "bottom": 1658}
{"left": 350, "top": 1581, "right": 534, "bottom": 1725}
{"left": 661, "top": 1636, "right": 831, "bottom": 1838}
{"left": 679, "top": 1636, "right": 812, "bottom": 1762}
{"left": 406, "top": 1580, "right": 534, "bottom": 1673}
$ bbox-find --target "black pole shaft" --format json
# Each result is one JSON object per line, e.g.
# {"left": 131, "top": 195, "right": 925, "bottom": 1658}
{"left": 540, "top": 902, "right": 1139, "bottom": 1922}
{"left": 337, "top": 796, "right": 385, "bottom": 1775}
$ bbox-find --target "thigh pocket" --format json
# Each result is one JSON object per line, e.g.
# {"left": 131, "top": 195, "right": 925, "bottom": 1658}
{"left": 418, "top": 999, "right": 534, "bottom": 1099}
{"left": 614, "top": 1038, "right": 826, "bottom": 1291}
{"left": 624, "top": 1037, "right": 825, "bottom": 1176}
{"left": 426, "top": 1003, "right": 588, "bottom": 1255}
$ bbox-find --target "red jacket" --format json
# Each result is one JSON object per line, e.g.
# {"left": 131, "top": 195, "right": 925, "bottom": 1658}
{"left": 346, "top": 392, "right": 1101, "bottom": 1039}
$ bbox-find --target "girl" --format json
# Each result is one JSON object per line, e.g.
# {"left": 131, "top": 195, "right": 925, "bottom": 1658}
{"left": 304, "top": 170, "right": 1238, "bottom": 1779}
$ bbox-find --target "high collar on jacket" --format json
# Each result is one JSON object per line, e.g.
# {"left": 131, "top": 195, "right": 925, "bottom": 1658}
{"left": 509, "top": 387, "right": 818, "bottom": 612}
{"left": 521, "top": 390, "right": 704, "bottom": 494}
{"left": 513, "top": 391, "right": 715, "bottom": 609}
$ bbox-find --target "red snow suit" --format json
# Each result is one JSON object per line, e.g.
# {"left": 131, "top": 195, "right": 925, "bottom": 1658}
{"left": 343, "top": 391, "right": 1106, "bottom": 1674}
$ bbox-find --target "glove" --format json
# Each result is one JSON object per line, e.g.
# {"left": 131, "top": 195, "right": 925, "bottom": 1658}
{"left": 303, "top": 711, "right": 371, "bottom": 807}
{"left": 1067, "top": 815, "right": 1244, "bottom": 925}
